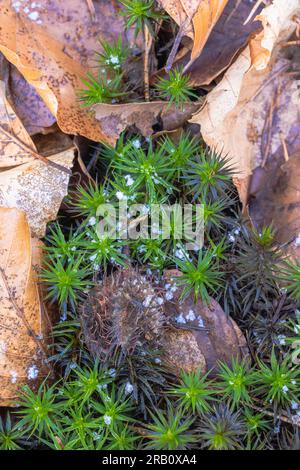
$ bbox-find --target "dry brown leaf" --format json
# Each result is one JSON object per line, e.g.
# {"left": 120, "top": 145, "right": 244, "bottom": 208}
{"left": 188, "top": 0, "right": 229, "bottom": 69}
{"left": 0, "top": 208, "right": 50, "bottom": 406}
{"left": 0, "top": 1, "right": 137, "bottom": 143}
{"left": 190, "top": 0, "right": 299, "bottom": 178}
{"left": 0, "top": 150, "right": 74, "bottom": 238}
{"left": 170, "top": 0, "right": 263, "bottom": 87}
{"left": 249, "top": 151, "right": 300, "bottom": 259}
{"left": 0, "top": 80, "right": 38, "bottom": 167}
{"left": 159, "top": 0, "right": 228, "bottom": 69}
{"left": 94, "top": 101, "right": 200, "bottom": 144}
{"left": 162, "top": 270, "right": 248, "bottom": 373}
{"left": 252, "top": 0, "right": 300, "bottom": 70}
{"left": 6, "top": 65, "right": 56, "bottom": 136}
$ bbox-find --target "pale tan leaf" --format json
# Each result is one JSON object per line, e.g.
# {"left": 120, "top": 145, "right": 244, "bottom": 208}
{"left": 0, "top": 150, "right": 74, "bottom": 238}
{"left": 252, "top": 0, "right": 300, "bottom": 70}
{"left": 0, "top": 80, "right": 38, "bottom": 167}
{"left": 0, "top": 208, "right": 50, "bottom": 406}
{"left": 189, "top": 0, "right": 228, "bottom": 67}
{"left": 94, "top": 101, "right": 200, "bottom": 144}
{"left": 0, "top": 0, "right": 137, "bottom": 143}
{"left": 159, "top": 0, "right": 229, "bottom": 68}
{"left": 190, "top": 0, "right": 299, "bottom": 178}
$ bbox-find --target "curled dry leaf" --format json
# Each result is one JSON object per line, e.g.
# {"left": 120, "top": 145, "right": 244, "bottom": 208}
{"left": 0, "top": 76, "right": 74, "bottom": 237}
{"left": 0, "top": 150, "right": 74, "bottom": 238}
{"left": 0, "top": 80, "right": 38, "bottom": 167}
{"left": 190, "top": 0, "right": 299, "bottom": 179}
{"left": 94, "top": 101, "right": 200, "bottom": 145}
{"left": 250, "top": 0, "right": 300, "bottom": 70}
{"left": 172, "top": 0, "right": 263, "bottom": 87}
{"left": 0, "top": 0, "right": 138, "bottom": 143}
{"left": 0, "top": 208, "right": 50, "bottom": 406}
{"left": 6, "top": 64, "right": 56, "bottom": 136}
{"left": 159, "top": 0, "right": 228, "bottom": 69}
{"left": 161, "top": 270, "right": 248, "bottom": 373}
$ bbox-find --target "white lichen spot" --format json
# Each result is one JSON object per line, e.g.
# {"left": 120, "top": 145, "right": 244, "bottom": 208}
{"left": 282, "top": 385, "right": 289, "bottom": 394}
{"left": 125, "top": 381, "right": 134, "bottom": 395}
{"left": 175, "top": 313, "right": 186, "bottom": 324}
{"left": 186, "top": 309, "right": 196, "bottom": 322}
{"left": 103, "top": 414, "right": 112, "bottom": 425}
{"left": 277, "top": 335, "right": 286, "bottom": 345}
{"left": 294, "top": 324, "right": 300, "bottom": 334}
{"left": 10, "top": 370, "right": 18, "bottom": 384}
{"left": 124, "top": 174, "right": 134, "bottom": 186}
{"left": 165, "top": 291, "right": 174, "bottom": 301}
{"left": 109, "top": 55, "right": 119, "bottom": 65}
{"left": 295, "top": 233, "right": 300, "bottom": 246}
{"left": 197, "top": 316, "right": 205, "bottom": 328}
{"left": 116, "top": 191, "right": 127, "bottom": 201}
{"left": 27, "top": 365, "right": 39, "bottom": 380}
{"left": 143, "top": 295, "right": 153, "bottom": 308}
{"left": 28, "top": 11, "right": 39, "bottom": 21}
{"left": 0, "top": 340, "right": 7, "bottom": 360}
{"left": 132, "top": 139, "right": 141, "bottom": 149}
{"left": 108, "top": 368, "right": 116, "bottom": 378}
{"left": 88, "top": 216, "right": 97, "bottom": 226}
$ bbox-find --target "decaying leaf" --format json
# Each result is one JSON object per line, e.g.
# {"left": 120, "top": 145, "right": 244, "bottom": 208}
{"left": 172, "top": 0, "right": 263, "bottom": 86}
{"left": 0, "top": 208, "right": 51, "bottom": 406}
{"left": 249, "top": 151, "right": 300, "bottom": 258}
{"left": 0, "top": 80, "right": 38, "bottom": 167}
{"left": 5, "top": 64, "right": 56, "bottom": 136}
{"left": 94, "top": 101, "right": 200, "bottom": 144}
{"left": 0, "top": 0, "right": 140, "bottom": 143}
{"left": 190, "top": 0, "right": 300, "bottom": 178}
{"left": 159, "top": 0, "right": 228, "bottom": 69}
{"left": 0, "top": 73, "right": 74, "bottom": 237}
{"left": 251, "top": 0, "right": 300, "bottom": 70}
{"left": 0, "top": 150, "right": 74, "bottom": 238}
{"left": 161, "top": 270, "right": 248, "bottom": 373}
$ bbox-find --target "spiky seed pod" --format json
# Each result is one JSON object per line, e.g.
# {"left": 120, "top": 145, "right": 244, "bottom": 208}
{"left": 81, "top": 268, "right": 165, "bottom": 359}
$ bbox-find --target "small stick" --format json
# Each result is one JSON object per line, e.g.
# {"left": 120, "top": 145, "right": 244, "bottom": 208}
{"left": 86, "top": 0, "right": 95, "bottom": 18}
{"left": 280, "top": 132, "right": 290, "bottom": 162}
{"left": 261, "top": 98, "right": 275, "bottom": 167}
{"left": 143, "top": 24, "right": 153, "bottom": 101}
{"left": 249, "top": 402, "right": 300, "bottom": 428}
{"left": 0, "top": 125, "right": 72, "bottom": 175}
{"left": 280, "top": 40, "right": 300, "bottom": 47}
{"left": 166, "top": 18, "right": 190, "bottom": 71}
{"left": 250, "top": 63, "right": 289, "bottom": 103}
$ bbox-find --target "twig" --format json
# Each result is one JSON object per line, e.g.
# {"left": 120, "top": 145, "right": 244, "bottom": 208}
{"left": 280, "top": 132, "right": 290, "bottom": 162}
{"left": 280, "top": 40, "right": 300, "bottom": 47}
{"left": 249, "top": 402, "right": 300, "bottom": 428}
{"left": 166, "top": 17, "right": 190, "bottom": 71}
{"left": 86, "top": 0, "right": 95, "bottom": 18}
{"left": 0, "top": 125, "right": 72, "bottom": 175}
{"left": 250, "top": 63, "right": 289, "bottom": 103}
{"left": 143, "top": 24, "right": 152, "bottom": 101}
{"left": 261, "top": 94, "right": 275, "bottom": 167}
{"left": 260, "top": 79, "right": 282, "bottom": 167}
